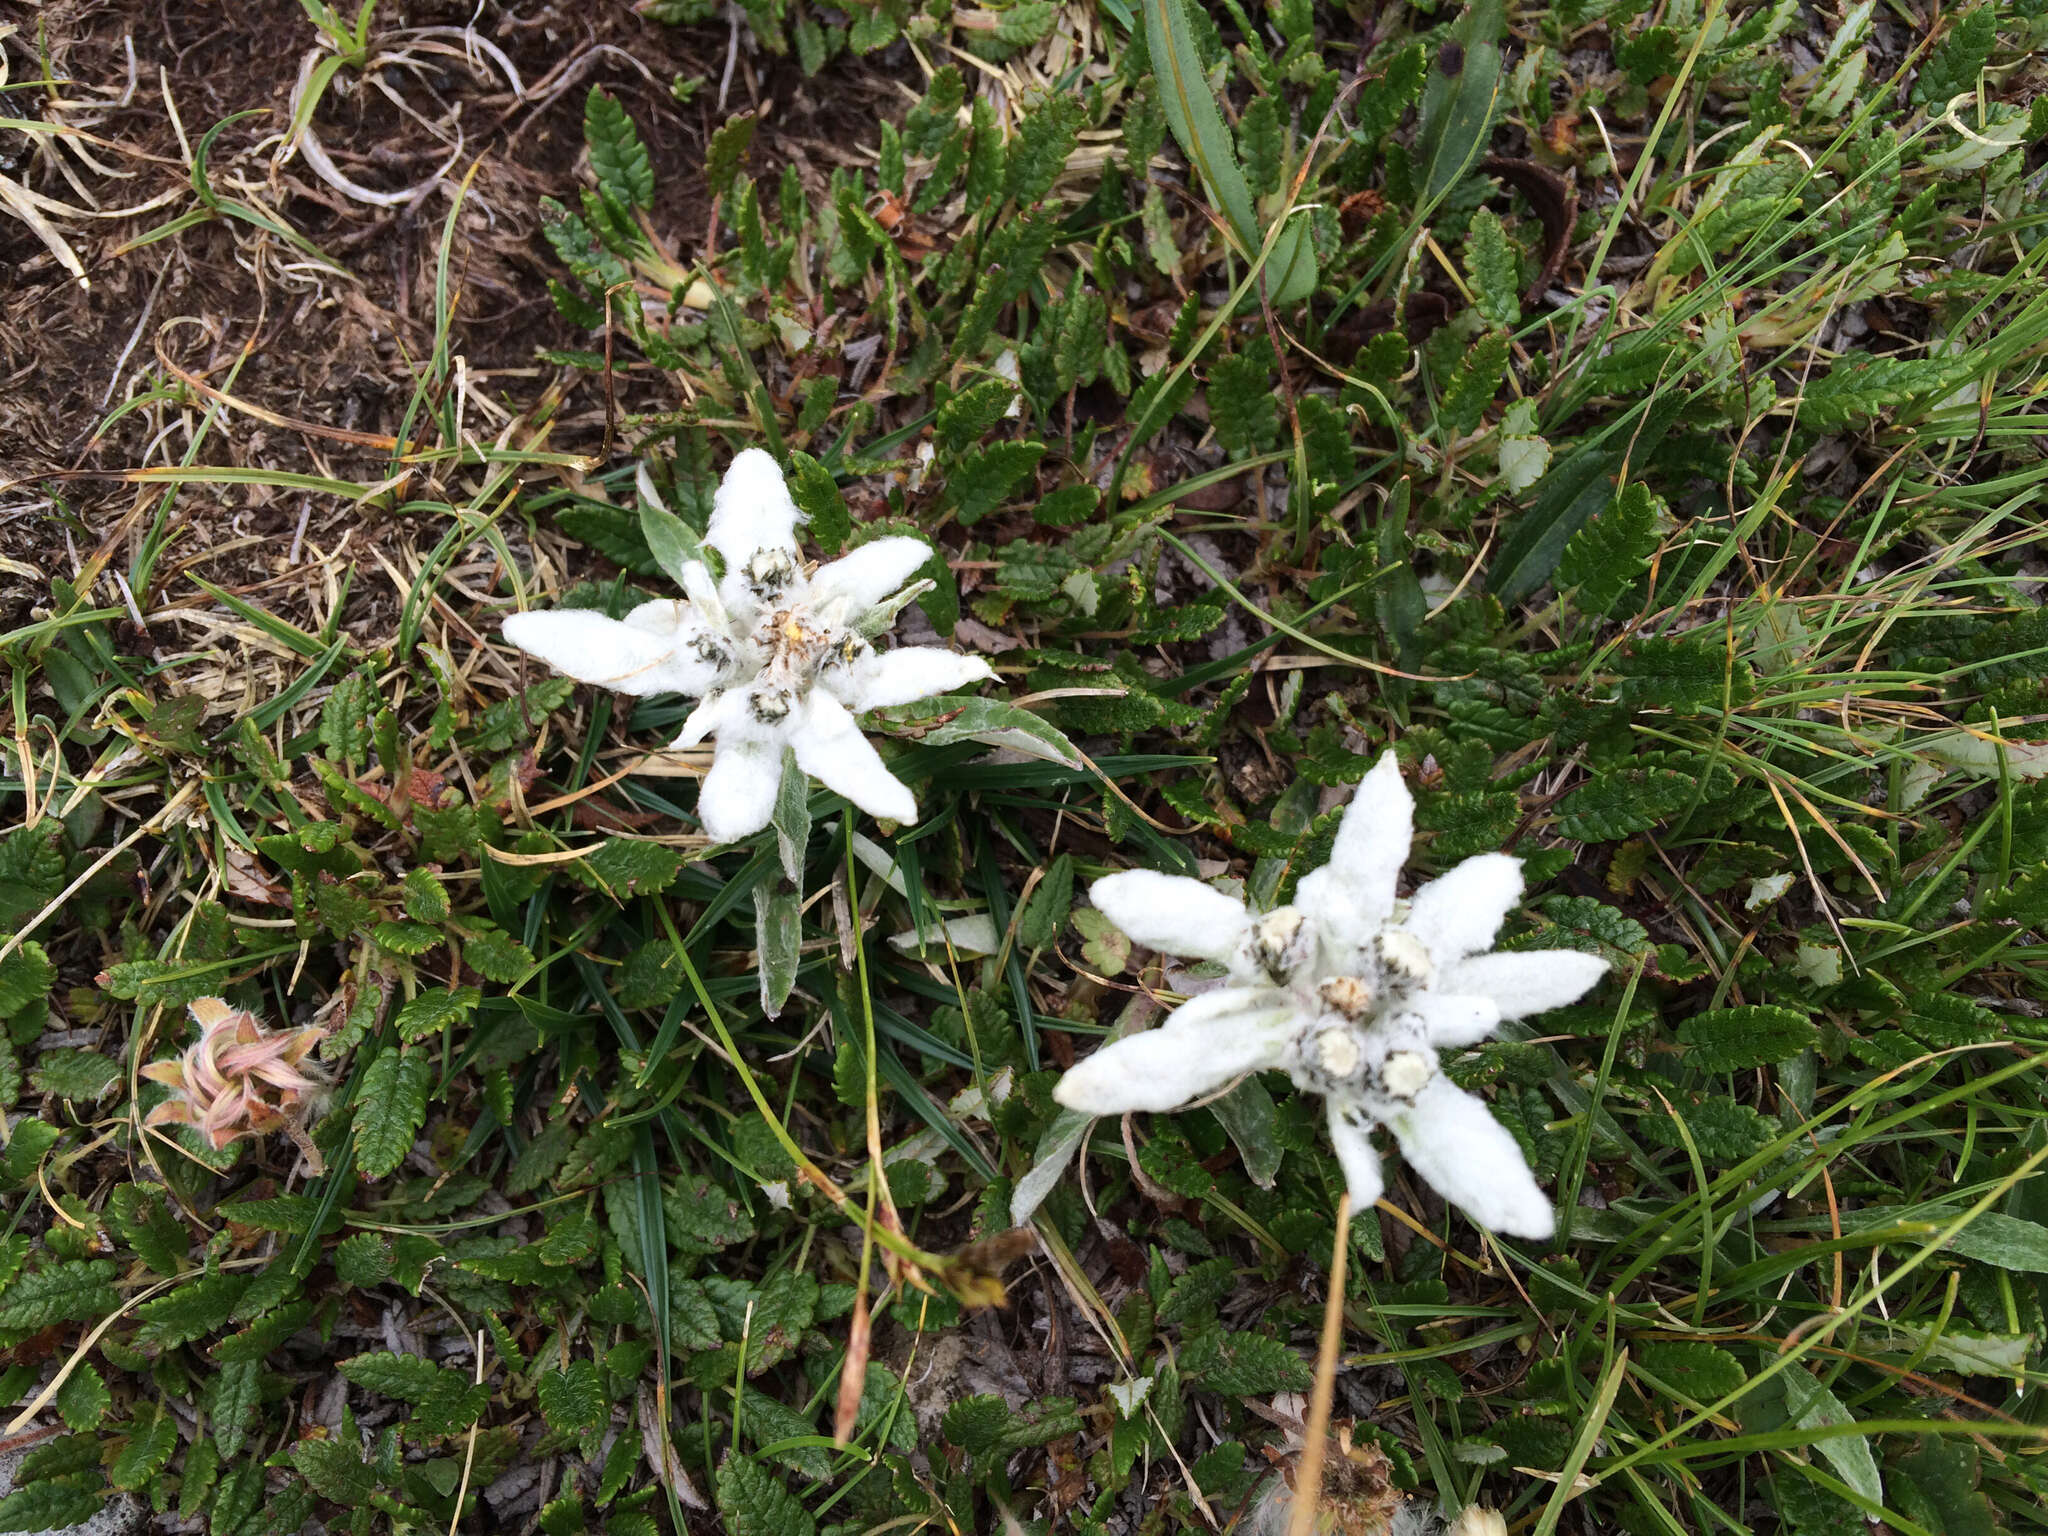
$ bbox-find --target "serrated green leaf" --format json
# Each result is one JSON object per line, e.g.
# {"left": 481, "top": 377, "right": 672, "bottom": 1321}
{"left": 134, "top": 1270, "right": 248, "bottom": 1348}
{"left": 1465, "top": 208, "right": 1521, "bottom": 329}
{"left": 354, "top": 1049, "right": 432, "bottom": 1179}
{"left": 393, "top": 985, "right": 481, "bottom": 1043}
{"left": 0, "top": 941, "right": 55, "bottom": 1016}
{"left": 936, "top": 377, "right": 1018, "bottom": 452}
{"left": 53, "top": 1360, "right": 111, "bottom": 1432}
{"left": 1677, "top": 1005, "right": 1818, "bottom": 1071}
{"left": 1635, "top": 1341, "right": 1748, "bottom": 1404}
{"left": 715, "top": 1454, "right": 817, "bottom": 1536}
{"left": 109, "top": 1401, "right": 178, "bottom": 1490}
{"left": 784, "top": 450, "right": 849, "bottom": 556}
{"left": 1556, "top": 482, "right": 1660, "bottom": 616}
{"left": 289, "top": 1435, "right": 377, "bottom": 1506}
{"left": 1911, "top": 6, "right": 1997, "bottom": 108}
{"left": 30, "top": 1048, "right": 119, "bottom": 1100}
{"left": 1440, "top": 331, "right": 1510, "bottom": 437}
{"left": 0, "top": 1260, "right": 118, "bottom": 1331}
{"left": 462, "top": 925, "right": 535, "bottom": 984}
{"left": 0, "top": 1482, "right": 102, "bottom": 1532}
{"left": 537, "top": 1358, "right": 607, "bottom": 1434}
{"left": 706, "top": 112, "right": 758, "bottom": 201}
{"left": 585, "top": 88, "right": 654, "bottom": 211}
{"left": 572, "top": 838, "right": 686, "bottom": 898}
{"left": 1180, "top": 1326, "right": 1312, "bottom": 1394}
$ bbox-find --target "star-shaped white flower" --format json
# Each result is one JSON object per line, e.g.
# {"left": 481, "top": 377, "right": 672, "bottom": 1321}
{"left": 503, "top": 449, "right": 994, "bottom": 842}
{"left": 1053, "top": 752, "right": 1608, "bottom": 1239}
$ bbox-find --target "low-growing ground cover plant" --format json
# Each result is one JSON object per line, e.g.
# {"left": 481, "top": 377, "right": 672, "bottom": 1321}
{"left": 2, "top": 1, "right": 2047, "bottom": 1534}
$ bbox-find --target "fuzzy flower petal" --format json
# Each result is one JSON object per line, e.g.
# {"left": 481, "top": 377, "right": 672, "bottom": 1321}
{"left": 706, "top": 447, "right": 802, "bottom": 570}
{"left": 789, "top": 692, "right": 918, "bottom": 824}
{"left": 1438, "top": 950, "right": 1610, "bottom": 1020}
{"left": 1383, "top": 1077, "right": 1555, "bottom": 1239}
{"left": 1327, "top": 1101, "right": 1385, "bottom": 1212}
{"left": 1052, "top": 989, "right": 1293, "bottom": 1115}
{"left": 502, "top": 609, "right": 720, "bottom": 697}
{"left": 1409, "top": 993, "right": 1504, "bottom": 1049}
{"left": 672, "top": 687, "right": 750, "bottom": 751}
{"left": 831, "top": 647, "right": 996, "bottom": 711}
{"left": 810, "top": 537, "right": 935, "bottom": 612}
{"left": 696, "top": 731, "right": 783, "bottom": 843}
{"left": 1405, "top": 852, "right": 1524, "bottom": 965}
{"left": 1323, "top": 751, "right": 1413, "bottom": 932}
{"left": 1088, "top": 870, "right": 1253, "bottom": 965}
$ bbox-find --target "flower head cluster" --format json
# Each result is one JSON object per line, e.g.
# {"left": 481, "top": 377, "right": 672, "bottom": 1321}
{"left": 1054, "top": 753, "right": 1608, "bottom": 1238}
{"left": 142, "top": 997, "right": 330, "bottom": 1167}
{"left": 503, "top": 450, "right": 993, "bottom": 842}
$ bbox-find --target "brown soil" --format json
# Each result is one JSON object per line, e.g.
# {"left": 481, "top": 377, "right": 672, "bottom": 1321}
{"left": 0, "top": 0, "right": 900, "bottom": 618}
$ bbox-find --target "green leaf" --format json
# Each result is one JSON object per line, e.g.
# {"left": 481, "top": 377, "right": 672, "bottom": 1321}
{"left": 1439, "top": 331, "right": 1510, "bottom": 436}
{"left": 785, "top": 450, "right": 849, "bottom": 556}
{"left": 1209, "top": 348, "right": 1280, "bottom": 458}
{"left": 354, "top": 1048, "right": 432, "bottom": 1179}
{"left": 30, "top": 1048, "right": 119, "bottom": 1100}
{"left": 109, "top": 1401, "right": 178, "bottom": 1490}
{"left": 1180, "top": 1327, "right": 1313, "bottom": 1394}
{"left": 1799, "top": 354, "right": 1958, "bottom": 430}
{"left": 1416, "top": 0, "right": 1504, "bottom": 202}
{"left": 210, "top": 1358, "right": 263, "bottom": 1458}
{"left": 1490, "top": 447, "right": 1621, "bottom": 605}
{"left": 1783, "top": 1369, "right": 1882, "bottom": 1505}
{"left": 53, "top": 1361, "right": 111, "bottom": 1432}
{"left": 1003, "top": 92, "right": 1084, "bottom": 208}
{"left": 1555, "top": 482, "right": 1660, "bottom": 616}
{"left": 1616, "top": 636, "right": 1755, "bottom": 712}
{"left": 715, "top": 1454, "right": 816, "bottom": 1536}
{"left": 770, "top": 748, "right": 812, "bottom": 884}
{"left": 572, "top": 838, "right": 686, "bottom": 897}
{"left": 0, "top": 1483, "right": 102, "bottom": 1532}
{"left": 1912, "top": 7, "right": 1997, "bottom": 108}
{"left": 935, "top": 378, "right": 1019, "bottom": 452}
{"left": 334, "top": 1232, "right": 396, "bottom": 1288}
{"left": 639, "top": 495, "right": 710, "bottom": 589}
{"left": 0, "top": 1260, "right": 118, "bottom": 1331}
{"left": 537, "top": 1358, "right": 607, "bottom": 1435}
{"left": 1210, "top": 1076, "right": 1284, "bottom": 1188}
{"left": 1017, "top": 854, "right": 1074, "bottom": 952}
{"left": 0, "top": 941, "right": 55, "bottom": 1016}
{"left": 393, "top": 985, "right": 482, "bottom": 1044}
{"left": 1141, "top": 0, "right": 1314, "bottom": 303}
{"left": 289, "top": 1436, "right": 378, "bottom": 1507}
{"left": 585, "top": 87, "right": 654, "bottom": 211}
{"left": 945, "top": 440, "right": 1046, "bottom": 525}
{"left": 134, "top": 1270, "right": 248, "bottom": 1348}
{"left": 1552, "top": 766, "right": 1702, "bottom": 841}
{"left": 1237, "top": 94, "right": 1283, "bottom": 197}
{"left": 1635, "top": 1341, "right": 1747, "bottom": 1404}
{"left": 706, "top": 112, "right": 758, "bottom": 201}
{"left": 462, "top": 925, "right": 535, "bottom": 985}
{"left": 874, "top": 694, "right": 1080, "bottom": 768}
{"left": 1465, "top": 208, "right": 1520, "bottom": 329}
{"left": 1677, "top": 1005, "right": 1818, "bottom": 1071}
{"left": 339, "top": 1350, "right": 444, "bottom": 1402}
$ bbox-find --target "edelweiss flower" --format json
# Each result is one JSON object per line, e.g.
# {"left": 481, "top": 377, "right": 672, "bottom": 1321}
{"left": 1054, "top": 753, "right": 1608, "bottom": 1238}
{"left": 142, "top": 997, "right": 330, "bottom": 1169}
{"left": 503, "top": 450, "right": 993, "bottom": 842}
